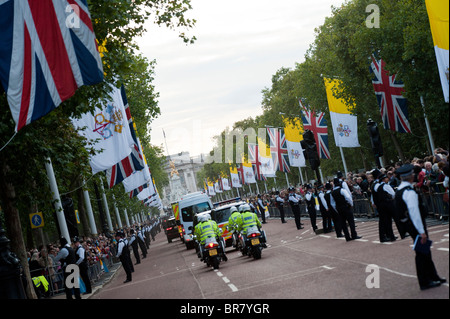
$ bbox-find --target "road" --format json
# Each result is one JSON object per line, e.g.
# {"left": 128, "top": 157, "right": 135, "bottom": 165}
{"left": 92, "top": 217, "right": 448, "bottom": 300}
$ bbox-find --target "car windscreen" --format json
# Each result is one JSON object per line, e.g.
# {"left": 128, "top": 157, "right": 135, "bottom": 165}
{"left": 212, "top": 207, "right": 232, "bottom": 224}
{"left": 181, "top": 202, "right": 211, "bottom": 222}
{"left": 166, "top": 219, "right": 177, "bottom": 227}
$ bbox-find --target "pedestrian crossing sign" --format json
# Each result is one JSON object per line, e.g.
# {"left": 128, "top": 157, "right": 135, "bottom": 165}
{"left": 30, "top": 212, "right": 44, "bottom": 229}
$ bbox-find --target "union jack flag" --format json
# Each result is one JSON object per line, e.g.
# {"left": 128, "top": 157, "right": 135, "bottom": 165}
{"left": 0, "top": 0, "right": 103, "bottom": 131}
{"left": 248, "top": 143, "right": 266, "bottom": 181}
{"left": 267, "top": 127, "right": 290, "bottom": 173}
{"left": 299, "top": 99, "right": 331, "bottom": 159}
{"left": 106, "top": 85, "right": 145, "bottom": 188}
{"left": 370, "top": 55, "right": 411, "bottom": 133}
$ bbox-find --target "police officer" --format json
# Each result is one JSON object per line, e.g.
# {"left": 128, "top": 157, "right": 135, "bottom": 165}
{"left": 318, "top": 184, "right": 332, "bottom": 233}
{"left": 128, "top": 229, "right": 141, "bottom": 265}
{"left": 136, "top": 226, "right": 147, "bottom": 259}
{"left": 288, "top": 187, "right": 303, "bottom": 230}
{"left": 227, "top": 206, "right": 242, "bottom": 249}
{"left": 305, "top": 184, "right": 318, "bottom": 232}
{"left": 54, "top": 237, "right": 81, "bottom": 299}
{"left": 74, "top": 237, "right": 92, "bottom": 294}
{"left": 330, "top": 178, "right": 361, "bottom": 241}
{"left": 236, "top": 204, "right": 265, "bottom": 254}
{"left": 257, "top": 194, "right": 267, "bottom": 224}
{"left": 395, "top": 164, "right": 446, "bottom": 290}
{"left": 375, "top": 172, "right": 398, "bottom": 242}
{"left": 115, "top": 231, "right": 132, "bottom": 283}
{"left": 275, "top": 191, "right": 287, "bottom": 223}
{"left": 195, "top": 214, "right": 227, "bottom": 261}
{"left": 324, "top": 182, "right": 344, "bottom": 238}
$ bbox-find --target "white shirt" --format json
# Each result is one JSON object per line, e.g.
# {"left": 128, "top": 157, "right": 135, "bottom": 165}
{"left": 289, "top": 193, "right": 299, "bottom": 203}
{"left": 330, "top": 186, "right": 353, "bottom": 211}
{"left": 75, "top": 245, "right": 85, "bottom": 265}
{"left": 318, "top": 191, "right": 328, "bottom": 210}
{"left": 116, "top": 239, "right": 125, "bottom": 258}
{"left": 397, "top": 181, "right": 425, "bottom": 235}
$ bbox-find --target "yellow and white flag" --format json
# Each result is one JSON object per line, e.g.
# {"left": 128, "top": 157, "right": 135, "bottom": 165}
{"left": 242, "top": 156, "right": 256, "bottom": 184}
{"left": 426, "top": 0, "right": 449, "bottom": 103}
{"left": 229, "top": 165, "right": 242, "bottom": 187}
{"left": 258, "top": 137, "right": 276, "bottom": 176}
{"left": 324, "top": 78, "right": 360, "bottom": 148}
{"left": 283, "top": 117, "right": 306, "bottom": 167}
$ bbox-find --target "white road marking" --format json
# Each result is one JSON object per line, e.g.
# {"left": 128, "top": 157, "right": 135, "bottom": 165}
{"left": 228, "top": 284, "right": 238, "bottom": 292}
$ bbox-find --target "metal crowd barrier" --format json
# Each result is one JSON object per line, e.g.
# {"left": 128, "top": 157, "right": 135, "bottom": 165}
{"left": 265, "top": 193, "right": 448, "bottom": 220}
{"left": 29, "top": 251, "right": 118, "bottom": 298}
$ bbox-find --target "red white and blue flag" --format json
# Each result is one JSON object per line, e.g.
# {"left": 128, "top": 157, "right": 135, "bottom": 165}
{"left": 267, "top": 127, "right": 290, "bottom": 173}
{"left": 248, "top": 143, "right": 266, "bottom": 181}
{"left": 370, "top": 55, "right": 411, "bottom": 133}
{"left": 105, "top": 85, "right": 145, "bottom": 188}
{"left": 299, "top": 99, "right": 331, "bottom": 159}
{"left": 0, "top": 0, "right": 103, "bottom": 131}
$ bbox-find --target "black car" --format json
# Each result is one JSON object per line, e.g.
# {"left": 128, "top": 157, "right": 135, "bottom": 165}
{"left": 165, "top": 218, "right": 179, "bottom": 243}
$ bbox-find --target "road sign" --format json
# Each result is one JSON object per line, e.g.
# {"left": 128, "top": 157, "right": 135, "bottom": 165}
{"left": 30, "top": 212, "right": 44, "bottom": 229}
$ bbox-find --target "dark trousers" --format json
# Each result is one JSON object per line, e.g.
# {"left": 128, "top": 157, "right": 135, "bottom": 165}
{"left": 330, "top": 208, "right": 343, "bottom": 237}
{"left": 120, "top": 255, "right": 132, "bottom": 281}
{"left": 131, "top": 244, "right": 140, "bottom": 264}
{"left": 63, "top": 266, "right": 81, "bottom": 299}
{"left": 378, "top": 204, "right": 395, "bottom": 241}
{"left": 321, "top": 209, "right": 332, "bottom": 233}
{"left": 79, "top": 262, "right": 92, "bottom": 293}
{"left": 138, "top": 238, "right": 147, "bottom": 257}
{"left": 338, "top": 207, "right": 357, "bottom": 240}
{"left": 291, "top": 205, "right": 302, "bottom": 229}
{"left": 278, "top": 207, "right": 286, "bottom": 223}
{"left": 307, "top": 205, "right": 317, "bottom": 230}
{"left": 259, "top": 206, "right": 266, "bottom": 223}
{"left": 405, "top": 222, "right": 440, "bottom": 288}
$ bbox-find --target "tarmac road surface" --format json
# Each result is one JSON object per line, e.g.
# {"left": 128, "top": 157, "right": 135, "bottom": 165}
{"left": 91, "top": 216, "right": 449, "bottom": 300}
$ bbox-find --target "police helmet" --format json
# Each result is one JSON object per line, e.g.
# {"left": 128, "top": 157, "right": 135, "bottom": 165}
{"left": 197, "top": 214, "right": 209, "bottom": 223}
{"left": 230, "top": 206, "right": 238, "bottom": 214}
{"left": 240, "top": 204, "right": 251, "bottom": 213}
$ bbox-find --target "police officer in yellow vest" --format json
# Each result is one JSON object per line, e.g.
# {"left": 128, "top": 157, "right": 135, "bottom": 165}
{"left": 227, "top": 206, "right": 242, "bottom": 249}
{"left": 194, "top": 214, "right": 227, "bottom": 261}
{"left": 236, "top": 204, "right": 264, "bottom": 254}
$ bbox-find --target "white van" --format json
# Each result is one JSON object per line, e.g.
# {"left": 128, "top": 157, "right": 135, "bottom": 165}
{"left": 178, "top": 192, "right": 213, "bottom": 249}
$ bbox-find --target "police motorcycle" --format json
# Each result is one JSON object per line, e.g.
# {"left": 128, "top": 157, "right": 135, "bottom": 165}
{"left": 191, "top": 213, "right": 227, "bottom": 270}
{"left": 240, "top": 225, "right": 267, "bottom": 260}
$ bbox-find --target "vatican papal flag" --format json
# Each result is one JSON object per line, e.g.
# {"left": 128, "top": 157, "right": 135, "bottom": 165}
{"left": 283, "top": 116, "right": 306, "bottom": 167}
{"left": 425, "top": 0, "right": 449, "bottom": 103}
{"left": 324, "top": 78, "right": 360, "bottom": 148}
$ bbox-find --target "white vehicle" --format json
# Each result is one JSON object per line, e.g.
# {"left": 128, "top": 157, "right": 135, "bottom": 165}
{"left": 178, "top": 192, "right": 213, "bottom": 249}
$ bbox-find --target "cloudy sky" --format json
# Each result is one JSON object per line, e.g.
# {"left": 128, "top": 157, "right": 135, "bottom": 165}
{"left": 138, "top": 0, "right": 345, "bottom": 157}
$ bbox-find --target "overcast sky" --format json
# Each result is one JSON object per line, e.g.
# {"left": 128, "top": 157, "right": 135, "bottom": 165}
{"left": 138, "top": 0, "right": 345, "bottom": 157}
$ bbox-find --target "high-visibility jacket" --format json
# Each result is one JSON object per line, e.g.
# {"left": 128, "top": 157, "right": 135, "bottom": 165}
{"left": 195, "top": 220, "right": 222, "bottom": 244}
{"left": 32, "top": 276, "right": 49, "bottom": 292}
{"left": 236, "top": 211, "right": 261, "bottom": 234}
{"left": 228, "top": 212, "right": 242, "bottom": 231}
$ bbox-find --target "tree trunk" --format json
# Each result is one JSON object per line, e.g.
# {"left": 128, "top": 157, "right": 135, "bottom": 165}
{"left": 0, "top": 163, "right": 37, "bottom": 299}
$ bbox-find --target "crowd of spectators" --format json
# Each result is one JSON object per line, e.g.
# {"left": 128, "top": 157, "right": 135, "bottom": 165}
{"left": 241, "top": 147, "right": 449, "bottom": 218}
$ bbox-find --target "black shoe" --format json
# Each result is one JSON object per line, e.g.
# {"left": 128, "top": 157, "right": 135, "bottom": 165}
{"left": 298, "top": 226, "right": 304, "bottom": 230}
{"left": 420, "top": 281, "right": 441, "bottom": 290}
{"left": 352, "top": 236, "right": 362, "bottom": 240}
{"left": 282, "top": 221, "right": 287, "bottom": 223}
{"left": 337, "top": 234, "right": 344, "bottom": 238}
{"left": 380, "top": 237, "right": 390, "bottom": 243}
{"left": 124, "top": 279, "right": 132, "bottom": 283}
{"left": 437, "top": 277, "right": 447, "bottom": 284}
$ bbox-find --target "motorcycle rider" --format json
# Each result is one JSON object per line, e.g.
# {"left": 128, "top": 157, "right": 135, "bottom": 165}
{"left": 194, "top": 214, "right": 227, "bottom": 262}
{"left": 227, "top": 206, "right": 242, "bottom": 249}
{"left": 236, "top": 204, "right": 266, "bottom": 253}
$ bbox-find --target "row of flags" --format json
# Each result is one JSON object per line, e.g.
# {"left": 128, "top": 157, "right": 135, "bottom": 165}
{"left": 0, "top": 0, "right": 163, "bottom": 209}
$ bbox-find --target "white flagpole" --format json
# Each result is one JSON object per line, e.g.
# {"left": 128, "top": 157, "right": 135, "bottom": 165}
{"left": 299, "top": 167, "right": 305, "bottom": 185}
{"left": 112, "top": 194, "right": 122, "bottom": 228}
{"left": 124, "top": 208, "right": 130, "bottom": 227}
{"left": 420, "top": 96, "right": 436, "bottom": 152}
{"left": 99, "top": 177, "right": 113, "bottom": 231}
{"left": 45, "top": 157, "right": 71, "bottom": 243}
{"left": 285, "top": 172, "right": 290, "bottom": 188}
{"left": 339, "top": 147, "right": 348, "bottom": 176}
{"left": 82, "top": 180, "right": 97, "bottom": 235}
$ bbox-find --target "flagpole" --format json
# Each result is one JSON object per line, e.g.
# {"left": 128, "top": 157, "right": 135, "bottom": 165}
{"left": 299, "top": 167, "right": 305, "bottom": 185}
{"left": 45, "top": 157, "right": 71, "bottom": 243}
{"left": 82, "top": 180, "right": 98, "bottom": 235}
{"left": 285, "top": 172, "right": 290, "bottom": 188}
{"left": 99, "top": 176, "right": 113, "bottom": 231}
{"left": 339, "top": 147, "right": 348, "bottom": 176}
{"left": 420, "top": 96, "right": 436, "bottom": 152}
